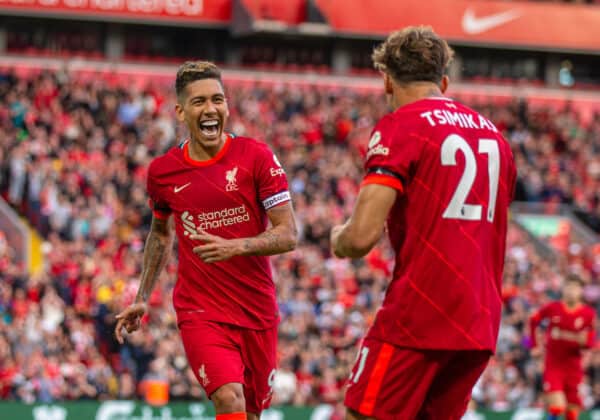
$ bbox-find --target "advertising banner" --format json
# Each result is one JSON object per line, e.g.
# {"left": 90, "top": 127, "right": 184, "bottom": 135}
{"left": 315, "top": 0, "right": 600, "bottom": 52}
{"left": 0, "top": 0, "right": 231, "bottom": 24}
{"left": 2, "top": 402, "right": 600, "bottom": 420}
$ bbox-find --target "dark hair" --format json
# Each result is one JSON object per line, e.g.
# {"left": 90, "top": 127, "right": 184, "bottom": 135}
{"left": 566, "top": 274, "right": 585, "bottom": 287}
{"left": 175, "top": 61, "right": 223, "bottom": 101}
{"left": 372, "top": 26, "right": 454, "bottom": 85}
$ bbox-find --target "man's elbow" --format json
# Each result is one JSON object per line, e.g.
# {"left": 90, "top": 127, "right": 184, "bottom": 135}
{"left": 284, "top": 224, "right": 298, "bottom": 252}
{"left": 343, "top": 235, "right": 377, "bottom": 258}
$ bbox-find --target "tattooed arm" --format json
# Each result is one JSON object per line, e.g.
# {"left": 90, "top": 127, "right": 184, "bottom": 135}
{"left": 115, "top": 215, "right": 175, "bottom": 343}
{"left": 192, "top": 202, "right": 297, "bottom": 263}
{"left": 135, "top": 216, "right": 175, "bottom": 302}
{"left": 240, "top": 202, "right": 297, "bottom": 256}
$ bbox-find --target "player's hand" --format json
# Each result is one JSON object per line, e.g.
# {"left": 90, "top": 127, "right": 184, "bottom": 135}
{"left": 114, "top": 302, "right": 148, "bottom": 344}
{"left": 329, "top": 225, "right": 345, "bottom": 258}
{"left": 530, "top": 346, "right": 542, "bottom": 358}
{"left": 578, "top": 330, "right": 589, "bottom": 346}
{"left": 191, "top": 228, "right": 243, "bottom": 263}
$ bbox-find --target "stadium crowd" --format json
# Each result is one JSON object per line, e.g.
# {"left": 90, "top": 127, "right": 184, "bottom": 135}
{"left": 0, "top": 68, "right": 599, "bottom": 411}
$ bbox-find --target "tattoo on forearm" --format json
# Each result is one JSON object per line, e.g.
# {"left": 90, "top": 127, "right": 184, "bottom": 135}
{"left": 241, "top": 225, "right": 296, "bottom": 256}
{"left": 239, "top": 204, "right": 297, "bottom": 257}
{"left": 136, "top": 219, "right": 173, "bottom": 302}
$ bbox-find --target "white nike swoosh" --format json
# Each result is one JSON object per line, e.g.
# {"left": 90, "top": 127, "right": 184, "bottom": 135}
{"left": 174, "top": 182, "right": 191, "bottom": 193}
{"left": 462, "top": 8, "right": 521, "bottom": 35}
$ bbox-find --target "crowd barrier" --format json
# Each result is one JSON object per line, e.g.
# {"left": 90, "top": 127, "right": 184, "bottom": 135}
{"left": 2, "top": 401, "right": 600, "bottom": 420}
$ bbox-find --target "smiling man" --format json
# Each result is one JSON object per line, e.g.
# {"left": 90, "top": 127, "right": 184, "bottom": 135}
{"left": 114, "top": 61, "right": 297, "bottom": 420}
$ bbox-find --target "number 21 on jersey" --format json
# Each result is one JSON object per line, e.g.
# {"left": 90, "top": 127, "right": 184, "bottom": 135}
{"left": 441, "top": 134, "right": 500, "bottom": 222}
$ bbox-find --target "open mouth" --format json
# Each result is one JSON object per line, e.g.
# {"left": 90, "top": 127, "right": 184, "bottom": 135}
{"left": 199, "top": 120, "right": 220, "bottom": 138}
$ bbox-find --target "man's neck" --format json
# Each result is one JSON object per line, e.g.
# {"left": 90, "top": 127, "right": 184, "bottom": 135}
{"left": 392, "top": 82, "right": 443, "bottom": 109}
{"left": 563, "top": 300, "right": 580, "bottom": 310}
{"left": 188, "top": 134, "right": 227, "bottom": 161}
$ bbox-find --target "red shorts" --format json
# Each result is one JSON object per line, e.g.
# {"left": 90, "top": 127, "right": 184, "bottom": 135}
{"left": 178, "top": 316, "right": 277, "bottom": 414}
{"left": 345, "top": 337, "right": 491, "bottom": 420}
{"left": 543, "top": 364, "right": 583, "bottom": 406}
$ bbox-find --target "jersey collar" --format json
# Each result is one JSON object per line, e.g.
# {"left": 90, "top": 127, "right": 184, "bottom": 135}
{"left": 183, "top": 134, "right": 232, "bottom": 167}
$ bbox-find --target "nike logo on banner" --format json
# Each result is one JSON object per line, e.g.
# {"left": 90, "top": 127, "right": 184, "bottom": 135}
{"left": 174, "top": 182, "right": 191, "bottom": 193}
{"left": 461, "top": 8, "right": 521, "bottom": 35}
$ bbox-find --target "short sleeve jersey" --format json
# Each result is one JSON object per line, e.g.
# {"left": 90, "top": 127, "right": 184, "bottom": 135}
{"left": 530, "top": 301, "right": 596, "bottom": 366}
{"left": 362, "top": 97, "right": 517, "bottom": 351}
{"left": 147, "top": 134, "right": 291, "bottom": 329}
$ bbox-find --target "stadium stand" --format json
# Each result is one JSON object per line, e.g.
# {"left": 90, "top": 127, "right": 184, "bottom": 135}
{"left": 0, "top": 67, "right": 599, "bottom": 411}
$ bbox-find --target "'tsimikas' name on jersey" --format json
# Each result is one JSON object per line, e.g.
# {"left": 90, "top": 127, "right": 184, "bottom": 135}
{"left": 420, "top": 110, "right": 499, "bottom": 131}
{"left": 181, "top": 206, "right": 250, "bottom": 236}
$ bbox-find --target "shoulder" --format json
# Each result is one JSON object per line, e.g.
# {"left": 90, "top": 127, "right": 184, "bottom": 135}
{"left": 231, "top": 134, "right": 272, "bottom": 152}
{"left": 370, "top": 113, "right": 402, "bottom": 146}
{"left": 584, "top": 305, "right": 596, "bottom": 318}
{"left": 230, "top": 134, "right": 275, "bottom": 161}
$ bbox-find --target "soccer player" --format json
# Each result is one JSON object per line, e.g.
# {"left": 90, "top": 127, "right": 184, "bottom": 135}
{"left": 529, "top": 275, "right": 596, "bottom": 420}
{"left": 114, "top": 61, "right": 297, "bottom": 420}
{"left": 330, "top": 27, "right": 516, "bottom": 419}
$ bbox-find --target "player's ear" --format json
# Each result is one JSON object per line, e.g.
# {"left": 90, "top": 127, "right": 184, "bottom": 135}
{"left": 175, "top": 102, "right": 185, "bottom": 123}
{"left": 383, "top": 73, "right": 394, "bottom": 95}
{"left": 440, "top": 75, "right": 449, "bottom": 94}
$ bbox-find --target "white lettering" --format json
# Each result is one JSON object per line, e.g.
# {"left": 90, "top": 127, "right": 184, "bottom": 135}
{"left": 270, "top": 167, "right": 285, "bottom": 177}
{"left": 180, "top": 0, "right": 202, "bottom": 15}
{"left": 93, "top": 0, "right": 124, "bottom": 10}
{"left": 1, "top": 0, "right": 206, "bottom": 15}
{"left": 446, "top": 111, "right": 464, "bottom": 127}
{"left": 433, "top": 109, "right": 447, "bottom": 125}
{"left": 464, "top": 113, "right": 479, "bottom": 129}
{"left": 478, "top": 115, "right": 498, "bottom": 132}
{"left": 366, "top": 144, "right": 389, "bottom": 159}
{"left": 187, "top": 206, "right": 251, "bottom": 232}
{"left": 263, "top": 191, "right": 291, "bottom": 210}
{"left": 64, "top": 0, "right": 85, "bottom": 8}
{"left": 33, "top": 406, "right": 67, "bottom": 420}
{"left": 420, "top": 111, "right": 435, "bottom": 126}
{"left": 95, "top": 401, "right": 136, "bottom": 420}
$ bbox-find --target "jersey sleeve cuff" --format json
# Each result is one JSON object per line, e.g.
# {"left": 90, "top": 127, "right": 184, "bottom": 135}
{"left": 148, "top": 199, "right": 171, "bottom": 219}
{"left": 361, "top": 174, "right": 405, "bottom": 193}
{"left": 263, "top": 191, "right": 291, "bottom": 210}
{"left": 152, "top": 210, "right": 171, "bottom": 219}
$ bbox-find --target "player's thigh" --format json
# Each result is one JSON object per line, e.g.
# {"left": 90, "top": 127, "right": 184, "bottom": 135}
{"left": 178, "top": 320, "right": 245, "bottom": 398}
{"left": 544, "top": 366, "right": 568, "bottom": 403}
{"left": 563, "top": 370, "right": 584, "bottom": 407}
{"left": 344, "top": 338, "right": 441, "bottom": 420}
{"left": 240, "top": 324, "right": 278, "bottom": 414}
{"left": 418, "top": 350, "right": 491, "bottom": 420}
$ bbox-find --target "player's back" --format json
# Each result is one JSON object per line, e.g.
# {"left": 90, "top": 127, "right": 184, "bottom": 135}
{"left": 365, "top": 97, "right": 516, "bottom": 351}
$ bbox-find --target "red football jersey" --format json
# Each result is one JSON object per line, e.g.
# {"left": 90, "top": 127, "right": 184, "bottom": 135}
{"left": 362, "top": 97, "right": 516, "bottom": 351}
{"left": 530, "top": 301, "right": 596, "bottom": 365}
{"left": 146, "top": 133, "right": 290, "bottom": 329}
